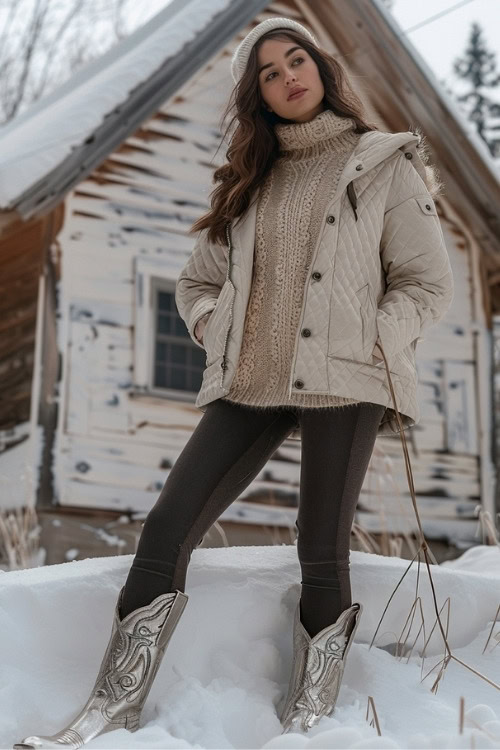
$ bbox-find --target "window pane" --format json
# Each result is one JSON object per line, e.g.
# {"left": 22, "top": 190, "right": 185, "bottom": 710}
{"left": 175, "top": 317, "right": 188, "bottom": 336}
{"left": 158, "top": 313, "right": 170, "bottom": 334}
{"left": 155, "top": 365, "right": 166, "bottom": 388}
{"left": 171, "top": 343, "right": 186, "bottom": 364}
{"left": 188, "top": 368, "right": 204, "bottom": 390}
{"left": 170, "top": 366, "right": 185, "bottom": 389}
{"left": 158, "top": 291, "right": 171, "bottom": 311}
{"left": 191, "top": 347, "right": 207, "bottom": 368}
{"left": 155, "top": 340, "right": 166, "bottom": 363}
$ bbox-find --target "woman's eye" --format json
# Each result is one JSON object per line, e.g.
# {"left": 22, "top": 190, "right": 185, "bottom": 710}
{"left": 265, "top": 57, "right": 303, "bottom": 81}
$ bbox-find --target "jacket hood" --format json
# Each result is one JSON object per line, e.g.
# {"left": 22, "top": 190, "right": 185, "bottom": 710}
{"left": 358, "top": 126, "right": 443, "bottom": 199}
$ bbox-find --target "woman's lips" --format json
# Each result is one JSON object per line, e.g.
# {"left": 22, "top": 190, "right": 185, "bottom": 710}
{"left": 288, "top": 89, "right": 307, "bottom": 100}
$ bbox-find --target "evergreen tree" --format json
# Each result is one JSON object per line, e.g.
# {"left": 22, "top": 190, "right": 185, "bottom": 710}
{"left": 453, "top": 22, "right": 500, "bottom": 158}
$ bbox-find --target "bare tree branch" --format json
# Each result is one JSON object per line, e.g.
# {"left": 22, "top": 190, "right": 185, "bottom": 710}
{"left": 31, "top": 0, "right": 87, "bottom": 101}
{"left": 0, "top": 0, "right": 160, "bottom": 126}
{"left": 8, "top": 0, "right": 50, "bottom": 120}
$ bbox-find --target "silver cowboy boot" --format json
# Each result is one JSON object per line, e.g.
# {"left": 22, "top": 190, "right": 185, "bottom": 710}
{"left": 13, "top": 585, "right": 189, "bottom": 749}
{"left": 279, "top": 599, "right": 362, "bottom": 734}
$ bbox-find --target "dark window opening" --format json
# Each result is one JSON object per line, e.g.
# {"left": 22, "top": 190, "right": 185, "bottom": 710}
{"left": 153, "top": 285, "right": 205, "bottom": 392}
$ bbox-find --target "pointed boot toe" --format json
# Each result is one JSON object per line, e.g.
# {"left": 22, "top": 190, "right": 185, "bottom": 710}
{"left": 13, "top": 731, "right": 83, "bottom": 749}
{"left": 13, "top": 586, "right": 189, "bottom": 749}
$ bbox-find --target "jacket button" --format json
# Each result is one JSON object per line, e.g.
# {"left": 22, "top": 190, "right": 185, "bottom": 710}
{"left": 294, "top": 379, "right": 304, "bottom": 389}
{"left": 405, "top": 152, "right": 413, "bottom": 159}
{"left": 312, "top": 271, "right": 322, "bottom": 280}
{"left": 327, "top": 215, "right": 335, "bottom": 224}
{"left": 425, "top": 203, "right": 431, "bottom": 210}
{"left": 302, "top": 328, "right": 311, "bottom": 337}
{"left": 355, "top": 164, "right": 363, "bottom": 171}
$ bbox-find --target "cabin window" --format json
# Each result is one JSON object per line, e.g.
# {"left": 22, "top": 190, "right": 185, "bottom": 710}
{"left": 133, "top": 257, "right": 204, "bottom": 399}
{"left": 152, "top": 284, "right": 205, "bottom": 392}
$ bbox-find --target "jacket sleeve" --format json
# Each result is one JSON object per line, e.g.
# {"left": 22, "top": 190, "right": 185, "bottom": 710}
{"left": 175, "top": 228, "right": 228, "bottom": 350}
{"left": 374, "top": 153, "right": 454, "bottom": 361}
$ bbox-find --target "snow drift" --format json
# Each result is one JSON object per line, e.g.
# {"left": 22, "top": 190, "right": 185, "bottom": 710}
{"left": 1, "top": 544, "right": 499, "bottom": 749}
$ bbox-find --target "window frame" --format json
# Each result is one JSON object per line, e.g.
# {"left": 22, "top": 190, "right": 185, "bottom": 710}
{"left": 133, "top": 257, "right": 203, "bottom": 402}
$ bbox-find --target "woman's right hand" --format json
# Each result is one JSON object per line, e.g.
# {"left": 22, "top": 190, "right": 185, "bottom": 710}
{"left": 194, "top": 312, "right": 213, "bottom": 345}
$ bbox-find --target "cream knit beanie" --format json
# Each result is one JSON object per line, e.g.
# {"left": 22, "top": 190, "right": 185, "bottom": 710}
{"left": 230, "top": 17, "right": 319, "bottom": 85}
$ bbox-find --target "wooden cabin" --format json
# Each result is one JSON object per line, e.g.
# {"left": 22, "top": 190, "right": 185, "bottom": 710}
{"left": 0, "top": 0, "right": 499, "bottom": 553}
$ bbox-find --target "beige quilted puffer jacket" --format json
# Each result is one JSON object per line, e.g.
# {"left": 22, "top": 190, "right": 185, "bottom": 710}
{"left": 175, "top": 130, "right": 454, "bottom": 440}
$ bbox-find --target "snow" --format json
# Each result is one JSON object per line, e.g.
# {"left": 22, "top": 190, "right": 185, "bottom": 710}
{"left": 0, "top": 0, "right": 231, "bottom": 209}
{"left": 1, "top": 543, "right": 499, "bottom": 748}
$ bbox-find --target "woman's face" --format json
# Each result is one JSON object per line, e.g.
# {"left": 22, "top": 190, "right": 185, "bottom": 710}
{"left": 257, "top": 38, "right": 325, "bottom": 123}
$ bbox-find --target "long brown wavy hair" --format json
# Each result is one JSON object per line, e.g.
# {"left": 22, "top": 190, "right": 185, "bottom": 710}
{"left": 189, "top": 27, "right": 381, "bottom": 246}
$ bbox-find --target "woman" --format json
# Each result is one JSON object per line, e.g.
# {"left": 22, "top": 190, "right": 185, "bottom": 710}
{"left": 14, "top": 16, "right": 454, "bottom": 748}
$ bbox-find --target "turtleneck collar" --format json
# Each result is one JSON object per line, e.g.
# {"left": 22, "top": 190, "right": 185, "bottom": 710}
{"left": 275, "top": 108, "right": 357, "bottom": 153}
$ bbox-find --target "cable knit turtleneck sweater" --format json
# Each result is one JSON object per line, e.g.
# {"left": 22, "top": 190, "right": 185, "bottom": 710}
{"left": 222, "top": 108, "right": 364, "bottom": 412}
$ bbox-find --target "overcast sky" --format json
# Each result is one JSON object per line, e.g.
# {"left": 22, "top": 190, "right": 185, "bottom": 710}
{"left": 389, "top": 0, "right": 500, "bottom": 92}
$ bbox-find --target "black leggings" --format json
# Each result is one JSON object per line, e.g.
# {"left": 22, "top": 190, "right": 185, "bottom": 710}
{"left": 121, "top": 398, "right": 386, "bottom": 638}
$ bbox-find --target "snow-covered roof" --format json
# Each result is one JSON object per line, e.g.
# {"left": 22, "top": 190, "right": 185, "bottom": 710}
{"left": 0, "top": 0, "right": 498, "bottom": 250}
{"left": 0, "top": 0, "right": 269, "bottom": 218}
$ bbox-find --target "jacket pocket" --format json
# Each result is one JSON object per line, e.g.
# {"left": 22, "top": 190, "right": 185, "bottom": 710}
{"left": 328, "top": 282, "right": 384, "bottom": 366}
{"left": 203, "top": 279, "right": 236, "bottom": 366}
{"left": 328, "top": 282, "right": 374, "bottom": 362}
{"left": 328, "top": 284, "right": 363, "bottom": 341}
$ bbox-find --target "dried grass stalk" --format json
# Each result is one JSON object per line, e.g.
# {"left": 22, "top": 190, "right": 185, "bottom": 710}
{"left": 0, "top": 505, "right": 41, "bottom": 570}
{"left": 365, "top": 696, "right": 382, "bottom": 736}
{"left": 371, "top": 343, "right": 500, "bottom": 696}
